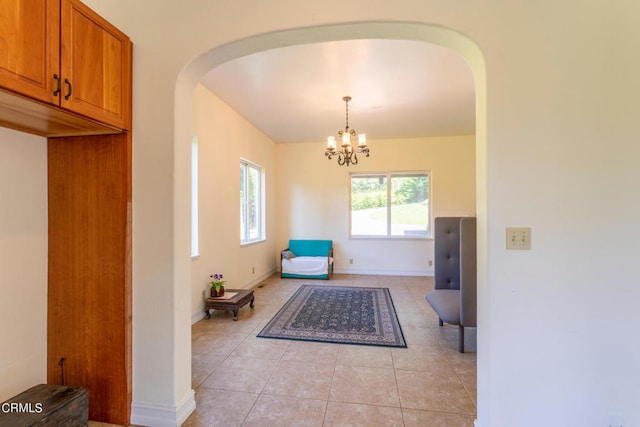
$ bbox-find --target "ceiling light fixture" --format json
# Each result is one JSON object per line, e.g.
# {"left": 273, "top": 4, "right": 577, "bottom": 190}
{"left": 325, "top": 96, "right": 369, "bottom": 166}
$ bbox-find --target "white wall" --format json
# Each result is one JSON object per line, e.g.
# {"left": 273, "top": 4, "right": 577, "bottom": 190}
{"left": 275, "top": 136, "right": 475, "bottom": 275}
{"left": 189, "top": 87, "right": 473, "bottom": 317}
{"left": 190, "top": 85, "right": 277, "bottom": 322}
{"left": 0, "top": 128, "right": 47, "bottom": 401}
{"left": 80, "top": 1, "right": 640, "bottom": 426}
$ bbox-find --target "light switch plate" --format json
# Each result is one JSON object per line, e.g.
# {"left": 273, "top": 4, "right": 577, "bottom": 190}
{"left": 506, "top": 227, "right": 531, "bottom": 250}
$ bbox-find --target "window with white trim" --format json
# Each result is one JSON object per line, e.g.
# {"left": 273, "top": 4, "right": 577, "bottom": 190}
{"left": 350, "top": 172, "right": 431, "bottom": 238}
{"left": 191, "top": 136, "right": 199, "bottom": 258}
{"left": 240, "top": 159, "right": 265, "bottom": 244}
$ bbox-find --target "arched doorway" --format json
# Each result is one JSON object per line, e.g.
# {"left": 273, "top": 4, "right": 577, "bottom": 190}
{"left": 175, "top": 20, "right": 487, "bottom": 422}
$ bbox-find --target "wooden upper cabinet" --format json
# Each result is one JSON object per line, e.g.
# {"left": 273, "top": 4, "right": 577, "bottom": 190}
{"left": 0, "top": 0, "right": 60, "bottom": 104}
{"left": 0, "top": 0, "right": 131, "bottom": 134}
{"left": 60, "top": 0, "right": 131, "bottom": 129}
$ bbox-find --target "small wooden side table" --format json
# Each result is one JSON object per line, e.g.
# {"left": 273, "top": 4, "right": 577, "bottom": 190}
{"left": 204, "top": 288, "right": 255, "bottom": 321}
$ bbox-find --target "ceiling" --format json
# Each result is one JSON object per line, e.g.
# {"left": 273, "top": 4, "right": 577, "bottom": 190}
{"left": 200, "top": 39, "right": 476, "bottom": 144}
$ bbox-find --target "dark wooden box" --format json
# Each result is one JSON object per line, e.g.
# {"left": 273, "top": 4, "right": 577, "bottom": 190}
{"left": 0, "top": 384, "right": 88, "bottom": 427}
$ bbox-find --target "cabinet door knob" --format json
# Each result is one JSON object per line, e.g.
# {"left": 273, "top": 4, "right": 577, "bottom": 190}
{"left": 64, "top": 79, "right": 72, "bottom": 100}
{"left": 53, "top": 74, "right": 61, "bottom": 96}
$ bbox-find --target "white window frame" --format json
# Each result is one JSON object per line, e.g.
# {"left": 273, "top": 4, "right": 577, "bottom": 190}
{"left": 240, "top": 158, "right": 266, "bottom": 245}
{"left": 349, "top": 171, "right": 432, "bottom": 239}
{"left": 191, "top": 136, "right": 199, "bottom": 258}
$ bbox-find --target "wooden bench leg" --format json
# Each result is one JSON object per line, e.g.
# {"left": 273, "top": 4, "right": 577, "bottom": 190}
{"left": 458, "top": 325, "right": 465, "bottom": 353}
{"left": 438, "top": 318, "right": 444, "bottom": 327}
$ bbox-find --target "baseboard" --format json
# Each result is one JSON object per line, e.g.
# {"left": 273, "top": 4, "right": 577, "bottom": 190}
{"left": 245, "top": 269, "right": 277, "bottom": 288}
{"left": 130, "top": 389, "right": 195, "bottom": 427}
{"left": 191, "top": 308, "right": 206, "bottom": 325}
{"left": 192, "top": 267, "right": 430, "bottom": 324}
{"left": 333, "top": 267, "right": 434, "bottom": 276}
{"left": 191, "top": 269, "right": 277, "bottom": 325}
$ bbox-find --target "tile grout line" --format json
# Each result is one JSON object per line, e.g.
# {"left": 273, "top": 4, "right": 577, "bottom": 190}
{"left": 189, "top": 274, "right": 475, "bottom": 425}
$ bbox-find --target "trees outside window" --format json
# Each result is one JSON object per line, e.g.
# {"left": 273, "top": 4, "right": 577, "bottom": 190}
{"left": 350, "top": 172, "right": 431, "bottom": 237}
{"left": 240, "top": 159, "right": 264, "bottom": 244}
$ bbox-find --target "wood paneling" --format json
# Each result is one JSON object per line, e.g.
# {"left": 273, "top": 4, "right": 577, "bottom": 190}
{"left": 61, "top": 0, "right": 131, "bottom": 129}
{"left": 47, "top": 132, "right": 131, "bottom": 424}
{"left": 0, "top": 0, "right": 131, "bottom": 135}
{"left": 0, "top": 87, "right": 123, "bottom": 137}
{"left": 1, "top": 1, "right": 133, "bottom": 423}
{"left": 0, "top": 0, "right": 60, "bottom": 104}
{"left": 44, "top": 3, "right": 132, "bottom": 424}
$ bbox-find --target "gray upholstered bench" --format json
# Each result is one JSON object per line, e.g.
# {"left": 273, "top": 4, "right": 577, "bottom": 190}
{"left": 0, "top": 384, "right": 88, "bottom": 427}
{"left": 426, "top": 217, "right": 477, "bottom": 353}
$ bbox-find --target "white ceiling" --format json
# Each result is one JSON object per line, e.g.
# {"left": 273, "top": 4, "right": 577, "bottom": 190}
{"left": 200, "top": 39, "right": 476, "bottom": 144}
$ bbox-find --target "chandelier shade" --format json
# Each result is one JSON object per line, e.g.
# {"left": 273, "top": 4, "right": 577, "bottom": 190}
{"left": 325, "top": 96, "right": 370, "bottom": 166}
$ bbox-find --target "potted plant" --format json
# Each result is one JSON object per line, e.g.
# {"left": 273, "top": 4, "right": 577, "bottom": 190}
{"left": 209, "top": 273, "right": 226, "bottom": 297}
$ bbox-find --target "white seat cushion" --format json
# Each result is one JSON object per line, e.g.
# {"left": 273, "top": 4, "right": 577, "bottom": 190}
{"left": 282, "top": 256, "right": 333, "bottom": 276}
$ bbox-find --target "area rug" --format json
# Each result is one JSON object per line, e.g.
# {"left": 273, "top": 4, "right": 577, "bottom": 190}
{"left": 257, "top": 285, "right": 406, "bottom": 348}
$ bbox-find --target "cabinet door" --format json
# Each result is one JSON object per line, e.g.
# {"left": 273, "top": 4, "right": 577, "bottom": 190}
{"left": 60, "top": 0, "right": 131, "bottom": 130}
{"left": 0, "top": 0, "right": 60, "bottom": 104}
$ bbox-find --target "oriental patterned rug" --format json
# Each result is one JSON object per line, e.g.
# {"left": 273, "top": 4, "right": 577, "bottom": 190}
{"left": 257, "top": 285, "right": 406, "bottom": 348}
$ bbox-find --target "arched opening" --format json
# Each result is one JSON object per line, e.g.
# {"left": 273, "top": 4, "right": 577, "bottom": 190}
{"left": 175, "top": 21, "right": 488, "bottom": 422}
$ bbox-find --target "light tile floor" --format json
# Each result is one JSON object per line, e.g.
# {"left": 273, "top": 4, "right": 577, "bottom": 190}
{"left": 184, "top": 274, "right": 477, "bottom": 427}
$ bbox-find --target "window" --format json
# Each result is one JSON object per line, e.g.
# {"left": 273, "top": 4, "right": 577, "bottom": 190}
{"left": 240, "top": 159, "right": 265, "bottom": 244}
{"left": 191, "top": 136, "right": 199, "bottom": 258}
{"left": 350, "top": 172, "right": 431, "bottom": 238}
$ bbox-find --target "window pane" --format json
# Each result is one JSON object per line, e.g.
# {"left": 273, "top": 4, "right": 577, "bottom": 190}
{"left": 191, "top": 136, "right": 199, "bottom": 257}
{"left": 390, "top": 175, "right": 429, "bottom": 236}
{"left": 240, "top": 164, "right": 246, "bottom": 241}
{"left": 248, "top": 166, "right": 260, "bottom": 239}
{"left": 241, "top": 160, "right": 265, "bottom": 244}
{"left": 351, "top": 175, "right": 387, "bottom": 235}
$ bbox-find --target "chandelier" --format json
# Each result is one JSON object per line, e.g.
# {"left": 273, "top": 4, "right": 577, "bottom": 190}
{"left": 325, "top": 96, "right": 369, "bottom": 166}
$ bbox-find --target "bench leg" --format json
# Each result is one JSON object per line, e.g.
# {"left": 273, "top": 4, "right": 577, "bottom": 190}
{"left": 438, "top": 318, "right": 443, "bottom": 327}
{"left": 458, "top": 325, "right": 465, "bottom": 353}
